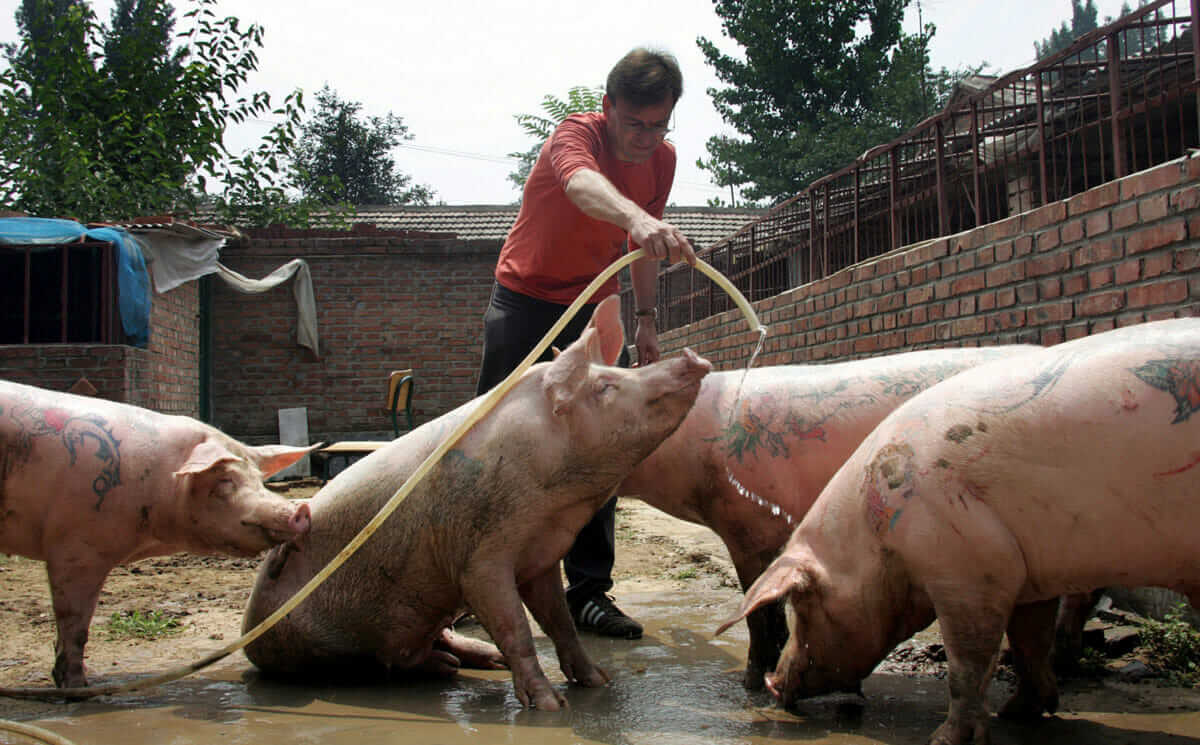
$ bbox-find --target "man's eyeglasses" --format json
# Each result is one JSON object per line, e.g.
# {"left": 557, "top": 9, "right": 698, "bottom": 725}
{"left": 621, "top": 119, "right": 672, "bottom": 139}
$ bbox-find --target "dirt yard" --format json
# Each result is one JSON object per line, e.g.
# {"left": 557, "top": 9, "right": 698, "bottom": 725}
{"left": 0, "top": 478, "right": 1196, "bottom": 718}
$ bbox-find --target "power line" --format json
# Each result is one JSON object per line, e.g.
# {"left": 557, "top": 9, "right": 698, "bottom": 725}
{"left": 244, "top": 116, "right": 726, "bottom": 194}
{"left": 395, "top": 142, "right": 518, "bottom": 166}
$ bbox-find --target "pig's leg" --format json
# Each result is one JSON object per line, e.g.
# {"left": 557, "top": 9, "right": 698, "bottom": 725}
{"left": 734, "top": 553, "right": 787, "bottom": 690}
{"left": 519, "top": 565, "right": 609, "bottom": 688}
{"left": 46, "top": 560, "right": 110, "bottom": 688}
{"left": 1052, "top": 591, "right": 1100, "bottom": 674}
{"left": 926, "top": 589, "right": 1012, "bottom": 745}
{"left": 1000, "top": 597, "right": 1060, "bottom": 720}
{"left": 463, "top": 568, "right": 565, "bottom": 710}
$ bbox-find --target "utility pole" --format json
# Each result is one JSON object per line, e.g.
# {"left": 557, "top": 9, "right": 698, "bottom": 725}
{"left": 917, "top": 0, "right": 930, "bottom": 116}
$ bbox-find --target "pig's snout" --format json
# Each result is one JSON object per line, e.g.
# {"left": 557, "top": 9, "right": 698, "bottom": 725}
{"left": 679, "top": 348, "right": 713, "bottom": 377}
{"left": 256, "top": 501, "right": 312, "bottom": 546}
{"left": 289, "top": 502, "right": 312, "bottom": 537}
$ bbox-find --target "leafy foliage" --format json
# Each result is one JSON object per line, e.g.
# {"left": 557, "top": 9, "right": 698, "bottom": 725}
{"left": 697, "top": 0, "right": 974, "bottom": 206}
{"left": 507, "top": 86, "right": 603, "bottom": 192}
{"left": 0, "top": 0, "right": 312, "bottom": 226}
{"left": 1139, "top": 604, "right": 1200, "bottom": 687}
{"left": 1035, "top": 0, "right": 1100, "bottom": 60}
{"left": 103, "top": 609, "right": 183, "bottom": 640}
{"left": 290, "top": 85, "right": 435, "bottom": 206}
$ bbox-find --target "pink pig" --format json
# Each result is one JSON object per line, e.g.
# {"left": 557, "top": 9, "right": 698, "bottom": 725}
{"left": 720, "top": 317, "right": 1200, "bottom": 745}
{"left": 0, "top": 379, "right": 316, "bottom": 689}
{"left": 619, "top": 344, "right": 1036, "bottom": 687}
{"left": 243, "top": 296, "right": 711, "bottom": 710}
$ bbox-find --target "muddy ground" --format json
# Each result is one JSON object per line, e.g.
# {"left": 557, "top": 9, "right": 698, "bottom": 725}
{"left": 2, "top": 480, "right": 1199, "bottom": 742}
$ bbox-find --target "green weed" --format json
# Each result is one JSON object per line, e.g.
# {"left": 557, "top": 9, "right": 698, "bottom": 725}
{"left": 1139, "top": 604, "right": 1200, "bottom": 687}
{"left": 672, "top": 567, "right": 699, "bottom": 580}
{"left": 103, "top": 610, "right": 184, "bottom": 641}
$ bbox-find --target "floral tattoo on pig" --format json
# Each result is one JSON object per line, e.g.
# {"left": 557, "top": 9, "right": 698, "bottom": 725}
{"left": 712, "top": 363, "right": 976, "bottom": 463}
{"left": 0, "top": 398, "right": 122, "bottom": 510}
{"left": 1131, "top": 357, "right": 1200, "bottom": 424}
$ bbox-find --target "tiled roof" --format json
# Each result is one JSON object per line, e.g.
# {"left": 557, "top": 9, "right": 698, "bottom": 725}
{"left": 332, "top": 205, "right": 765, "bottom": 249}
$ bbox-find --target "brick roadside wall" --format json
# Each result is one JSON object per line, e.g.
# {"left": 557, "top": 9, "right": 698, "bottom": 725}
{"left": 659, "top": 154, "right": 1200, "bottom": 368}
{"left": 0, "top": 280, "right": 199, "bottom": 414}
{"left": 210, "top": 232, "right": 499, "bottom": 444}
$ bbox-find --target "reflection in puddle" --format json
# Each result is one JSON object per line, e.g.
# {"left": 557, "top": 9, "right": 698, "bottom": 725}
{"left": 6, "top": 590, "right": 1200, "bottom": 745}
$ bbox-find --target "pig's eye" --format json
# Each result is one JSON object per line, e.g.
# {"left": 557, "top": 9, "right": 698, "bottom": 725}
{"left": 215, "top": 479, "right": 235, "bottom": 498}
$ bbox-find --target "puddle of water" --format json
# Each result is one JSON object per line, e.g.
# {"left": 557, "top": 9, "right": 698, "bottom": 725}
{"left": 6, "top": 589, "right": 1200, "bottom": 745}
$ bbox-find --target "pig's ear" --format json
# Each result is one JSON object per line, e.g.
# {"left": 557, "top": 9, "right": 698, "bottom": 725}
{"left": 715, "top": 558, "right": 812, "bottom": 636}
{"left": 544, "top": 333, "right": 591, "bottom": 416}
{"left": 587, "top": 295, "right": 625, "bottom": 366}
{"left": 249, "top": 443, "right": 323, "bottom": 478}
{"left": 174, "top": 440, "right": 241, "bottom": 478}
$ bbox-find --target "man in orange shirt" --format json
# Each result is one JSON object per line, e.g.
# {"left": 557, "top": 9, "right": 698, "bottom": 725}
{"left": 476, "top": 48, "right": 697, "bottom": 639}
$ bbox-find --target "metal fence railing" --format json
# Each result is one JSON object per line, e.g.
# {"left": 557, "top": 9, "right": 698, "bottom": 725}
{"left": 625, "top": 0, "right": 1199, "bottom": 333}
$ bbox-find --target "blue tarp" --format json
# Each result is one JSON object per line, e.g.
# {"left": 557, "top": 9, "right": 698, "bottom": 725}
{"left": 0, "top": 217, "right": 151, "bottom": 346}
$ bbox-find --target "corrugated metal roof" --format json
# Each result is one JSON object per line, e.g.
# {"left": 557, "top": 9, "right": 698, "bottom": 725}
{"left": 332, "top": 205, "right": 765, "bottom": 248}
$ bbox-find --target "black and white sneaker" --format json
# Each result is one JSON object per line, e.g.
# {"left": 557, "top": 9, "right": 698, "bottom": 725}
{"left": 572, "top": 593, "right": 643, "bottom": 639}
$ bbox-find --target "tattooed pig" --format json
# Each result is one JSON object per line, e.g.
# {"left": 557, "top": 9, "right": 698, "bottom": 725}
{"left": 618, "top": 344, "right": 1036, "bottom": 687}
{"left": 0, "top": 379, "right": 316, "bottom": 689}
{"left": 242, "top": 296, "right": 711, "bottom": 710}
{"left": 720, "top": 317, "right": 1200, "bottom": 745}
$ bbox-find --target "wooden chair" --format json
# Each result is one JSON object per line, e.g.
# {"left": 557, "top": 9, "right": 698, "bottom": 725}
{"left": 387, "top": 368, "right": 415, "bottom": 437}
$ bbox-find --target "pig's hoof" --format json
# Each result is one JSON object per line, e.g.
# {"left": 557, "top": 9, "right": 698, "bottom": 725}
{"left": 528, "top": 686, "right": 567, "bottom": 711}
{"left": 929, "top": 717, "right": 988, "bottom": 745}
{"left": 999, "top": 688, "right": 1055, "bottom": 720}
{"left": 743, "top": 664, "right": 766, "bottom": 691}
{"left": 574, "top": 664, "right": 609, "bottom": 688}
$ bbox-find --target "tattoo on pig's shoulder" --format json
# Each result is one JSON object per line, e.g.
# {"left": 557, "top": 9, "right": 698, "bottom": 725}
{"left": 2, "top": 395, "right": 122, "bottom": 509}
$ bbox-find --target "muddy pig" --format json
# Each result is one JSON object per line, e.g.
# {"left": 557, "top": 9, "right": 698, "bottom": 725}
{"left": 618, "top": 344, "right": 1036, "bottom": 687}
{"left": 242, "top": 296, "right": 711, "bottom": 710}
{"left": 0, "top": 379, "right": 316, "bottom": 689}
{"left": 719, "top": 317, "right": 1200, "bottom": 745}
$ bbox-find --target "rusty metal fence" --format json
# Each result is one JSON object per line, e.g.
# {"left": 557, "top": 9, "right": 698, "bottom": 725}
{"left": 629, "top": 0, "right": 1199, "bottom": 333}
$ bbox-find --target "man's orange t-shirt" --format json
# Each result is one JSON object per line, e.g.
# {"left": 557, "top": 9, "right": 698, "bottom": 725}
{"left": 494, "top": 112, "right": 676, "bottom": 305}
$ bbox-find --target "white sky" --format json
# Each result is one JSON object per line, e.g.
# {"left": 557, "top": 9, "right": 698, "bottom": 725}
{"left": 0, "top": 0, "right": 1140, "bottom": 206}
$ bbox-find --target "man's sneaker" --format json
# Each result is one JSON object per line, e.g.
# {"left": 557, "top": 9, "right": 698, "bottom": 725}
{"left": 572, "top": 594, "right": 643, "bottom": 639}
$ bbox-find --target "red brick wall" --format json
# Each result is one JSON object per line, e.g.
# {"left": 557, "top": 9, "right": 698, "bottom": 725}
{"left": 659, "top": 154, "right": 1200, "bottom": 368}
{"left": 6, "top": 154, "right": 1197, "bottom": 436}
{"left": 209, "top": 233, "right": 499, "bottom": 443}
{"left": 146, "top": 280, "right": 200, "bottom": 415}
{"left": 0, "top": 276, "right": 200, "bottom": 414}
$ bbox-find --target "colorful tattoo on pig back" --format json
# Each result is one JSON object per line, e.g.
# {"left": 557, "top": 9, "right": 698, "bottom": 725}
{"left": 710, "top": 381, "right": 863, "bottom": 463}
{"left": 1132, "top": 357, "right": 1200, "bottom": 424}
{"left": 713, "top": 361, "right": 986, "bottom": 463}
{"left": 865, "top": 442, "right": 917, "bottom": 536}
{"left": 1, "top": 396, "right": 121, "bottom": 510}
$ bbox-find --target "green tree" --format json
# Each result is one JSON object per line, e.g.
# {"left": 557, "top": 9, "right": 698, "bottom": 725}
{"left": 507, "top": 85, "right": 603, "bottom": 192}
{"left": 697, "top": 0, "right": 956, "bottom": 205}
{"left": 290, "top": 85, "right": 435, "bottom": 206}
{"left": 1035, "top": 0, "right": 1100, "bottom": 59}
{"left": 0, "top": 0, "right": 309, "bottom": 225}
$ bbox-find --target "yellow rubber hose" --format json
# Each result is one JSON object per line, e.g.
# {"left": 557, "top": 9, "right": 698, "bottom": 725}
{"left": 0, "top": 249, "right": 766, "bottom": 701}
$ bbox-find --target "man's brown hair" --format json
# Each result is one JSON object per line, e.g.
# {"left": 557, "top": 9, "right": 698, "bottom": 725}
{"left": 606, "top": 48, "right": 683, "bottom": 108}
